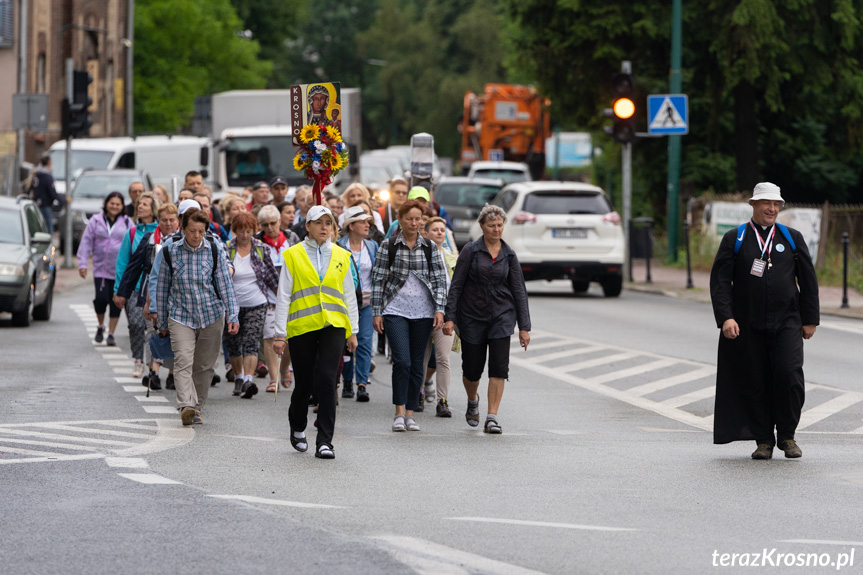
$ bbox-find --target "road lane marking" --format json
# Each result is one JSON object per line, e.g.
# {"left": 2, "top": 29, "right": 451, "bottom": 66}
{"left": 104, "top": 457, "right": 149, "bottom": 468}
{"left": 557, "top": 352, "right": 640, "bottom": 372}
{"left": 0, "top": 446, "right": 71, "bottom": 457}
{"left": 374, "top": 535, "right": 549, "bottom": 575}
{"left": 778, "top": 539, "right": 863, "bottom": 546}
{"left": 448, "top": 517, "right": 638, "bottom": 532}
{"left": 587, "top": 358, "right": 677, "bottom": 385}
{"left": 797, "top": 392, "right": 863, "bottom": 429}
{"left": 115, "top": 377, "right": 142, "bottom": 384}
{"left": 117, "top": 473, "right": 181, "bottom": 485}
{"left": 141, "top": 406, "right": 177, "bottom": 414}
{"left": 28, "top": 423, "right": 156, "bottom": 439}
{"left": 123, "top": 385, "right": 146, "bottom": 392}
{"left": 818, "top": 320, "right": 863, "bottom": 336}
{"left": 627, "top": 365, "right": 716, "bottom": 397}
{"left": 0, "top": 437, "right": 103, "bottom": 451}
{"left": 134, "top": 395, "right": 170, "bottom": 403}
{"left": 527, "top": 346, "right": 605, "bottom": 363}
{"left": 213, "top": 434, "right": 279, "bottom": 442}
{"left": 0, "top": 428, "right": 136, "bottom": 446}
{"left": 543, "top": 430, "right": 583, "bottom": 435}
{"left": 660, "top": 385, "right": 716, "bottom": 408}
{"left": 208, "top": 494, "right": 346, "bottom": 509}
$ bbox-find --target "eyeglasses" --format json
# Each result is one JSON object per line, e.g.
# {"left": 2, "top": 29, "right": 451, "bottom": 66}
{"left": 262, "top": 221, "right": 280, "bottom": 226}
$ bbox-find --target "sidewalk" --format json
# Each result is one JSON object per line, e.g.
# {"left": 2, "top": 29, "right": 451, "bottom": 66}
{"left": 627, "top": 260, "right": 863, "bottom": 320}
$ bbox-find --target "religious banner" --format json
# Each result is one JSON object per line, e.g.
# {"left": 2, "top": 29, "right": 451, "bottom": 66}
{"left": 290, "top": 82, "right": 348, "bottom": 205}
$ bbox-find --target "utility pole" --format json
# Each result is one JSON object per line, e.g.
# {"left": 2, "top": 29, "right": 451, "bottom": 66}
{"left": 63, "top": 58, "right": 74, "bottom": 269}
{"left": 126, "top": 0, "right": 134, "bottom": 136}
{"left": 17, "top": 0, "right": 29, "bottom": 179}
{"left": 666, "top": 0, "right": 682, "bottom": 261}
{"left": 620, "top": 61, "right": 633, "bottom": 269}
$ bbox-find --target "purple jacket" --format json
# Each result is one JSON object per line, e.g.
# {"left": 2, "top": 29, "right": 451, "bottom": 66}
{"left": 77, "top": 212, "right": 133, "bottom": 279}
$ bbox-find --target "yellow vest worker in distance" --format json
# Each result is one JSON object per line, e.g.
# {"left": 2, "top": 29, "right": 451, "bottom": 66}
{"left": 273, "top": 205, "right": 358, "bottom": 460}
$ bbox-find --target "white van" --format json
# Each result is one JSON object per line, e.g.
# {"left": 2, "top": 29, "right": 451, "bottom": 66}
{"left": 48, "top": 136, "right": 212, "bottom": 196}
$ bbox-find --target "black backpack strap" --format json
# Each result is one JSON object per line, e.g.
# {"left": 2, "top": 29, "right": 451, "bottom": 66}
{"left": 209, "top": 237, "right": 221, "bottom": 301}
{"left": 388, "top": 235, "right": 399, "bottom": 268}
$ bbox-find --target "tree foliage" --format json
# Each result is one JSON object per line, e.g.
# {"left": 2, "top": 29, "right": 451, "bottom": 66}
{"left": 135, "top": 0, "right": 273, "bottom": 133}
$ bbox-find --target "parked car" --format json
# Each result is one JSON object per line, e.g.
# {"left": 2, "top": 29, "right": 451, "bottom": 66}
{"left": 58, "top": 169, "right": 153, "bottom": 254}
{"left": 469, "top": 181, "right": 624, "bottom": 297}
{"left": 434, "top": 176, "right": 504, "bottom": 248}
{"left": 0, "top": 196, "right": 56, "bottom": 326}
{"left": 467, "top": 161, "right": 532, "bottom": 184}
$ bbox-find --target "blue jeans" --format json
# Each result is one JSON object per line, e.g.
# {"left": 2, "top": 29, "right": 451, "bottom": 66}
{"left": 343, "top": 306, "right": 373, "bottom": 384}
{"left": 384, "top": 315, "right": 434, "bottom": 410}
{"left": 40, "top": 206, "right": 54, "bottom": 235}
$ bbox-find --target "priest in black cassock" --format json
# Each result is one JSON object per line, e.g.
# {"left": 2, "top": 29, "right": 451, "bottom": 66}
{"left": 709, "top": 182, "right": 819, "bottom": 460}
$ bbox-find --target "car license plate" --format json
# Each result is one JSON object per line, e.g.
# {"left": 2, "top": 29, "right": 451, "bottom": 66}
{"left": 553, "top": 228, "right": 588, "bottom": 239}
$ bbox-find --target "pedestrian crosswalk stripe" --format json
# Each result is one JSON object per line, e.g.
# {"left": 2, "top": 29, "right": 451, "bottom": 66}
{"left": 514, "top": 329, "right": 863, "bottom": 434}
{"left": 141, "top": 406, "right": 177, "bottom": 414}
{"left": 105, "top": 457, "right": 149, "bottom": 468}
{"left": 123, "top": 385, "right": 146, "bottom": 392}
{"left": 587, "top": 358, "right": 677, "bottom": 385}
{"left": 0, "top": 419, "right": 193, "bottom": 464}
{"left": 118, "top": 473, "right": 181, "bottom": 485}
{"left": 115, "top": 377, "right": 141, "bottom": 384}
{"left": 627, "top": 366, "right": 716, "bottom": 397}
{"left": 134, "top": 395, "right": 169, "bottom": 403}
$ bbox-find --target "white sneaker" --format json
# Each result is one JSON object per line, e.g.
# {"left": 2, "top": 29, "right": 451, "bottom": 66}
{"left": 424, "top": 379, "right": 436, "bottom": 403}
{"left": 132, "top": 360, "right": 144, "bottom": 378}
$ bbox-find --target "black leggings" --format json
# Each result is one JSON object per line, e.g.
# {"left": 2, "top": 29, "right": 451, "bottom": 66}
{"left": 93, "top": 278, "right": 122, "bottom": 318}
{"left": 461, "top": 336, "right": 511, "bottom": 381}
{"left": 288, "top": 326, "right": 345, "bottom": 449}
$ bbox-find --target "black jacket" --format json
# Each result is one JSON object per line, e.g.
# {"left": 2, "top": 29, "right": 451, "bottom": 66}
{"left": 445, "top": 238, "right": 531, "bottom": 343}
{"left": 29, "top": 167, "right": 65, "bottom": 208}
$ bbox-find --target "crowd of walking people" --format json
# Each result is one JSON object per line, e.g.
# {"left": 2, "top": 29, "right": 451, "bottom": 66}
{"left": 74, "top": 171, "right": 532, "bottom": 460}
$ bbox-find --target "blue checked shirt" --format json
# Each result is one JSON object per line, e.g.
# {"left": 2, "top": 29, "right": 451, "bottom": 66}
{"left": 155, "top": 238, "right": 239, "bottom": 331}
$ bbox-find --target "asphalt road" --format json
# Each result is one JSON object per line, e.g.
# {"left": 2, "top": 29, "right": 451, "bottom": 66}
{"left": 1, "top": 277, "right": 862, "bottom": 574}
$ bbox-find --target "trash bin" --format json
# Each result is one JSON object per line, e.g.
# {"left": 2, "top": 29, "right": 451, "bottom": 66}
{"left": 629, "top": 217, "right": 654, "bottom": 259}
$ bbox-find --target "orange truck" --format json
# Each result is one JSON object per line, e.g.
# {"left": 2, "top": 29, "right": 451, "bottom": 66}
{"left": 459, "top": 83, "right": 551, "bottom": 179}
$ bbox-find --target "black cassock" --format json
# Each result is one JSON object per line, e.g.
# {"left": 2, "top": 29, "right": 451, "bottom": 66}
{"left": 709, "top": 222, "right": 819, "bottom": 445}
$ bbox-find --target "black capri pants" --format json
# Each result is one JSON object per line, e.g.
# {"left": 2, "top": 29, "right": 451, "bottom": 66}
{"left": 93, "top": 278, "right": 122, "bottom": 318}
{"left": 461, "top": 336, "right": 511, "bottom": 381}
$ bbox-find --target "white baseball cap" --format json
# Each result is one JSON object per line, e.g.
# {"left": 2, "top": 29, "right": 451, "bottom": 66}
{"left": 178, "top": 199, "right": 202, "bottom": 215}
{"left": 306, "top": 205, "right": 335, "bottom": 222}
{"left": 749, "top": 182, "right": 784, "bottom": 205}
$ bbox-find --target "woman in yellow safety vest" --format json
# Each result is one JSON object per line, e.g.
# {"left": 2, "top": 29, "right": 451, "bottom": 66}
{"left": 273, "top": 205, "right": 358, "bottom": 460}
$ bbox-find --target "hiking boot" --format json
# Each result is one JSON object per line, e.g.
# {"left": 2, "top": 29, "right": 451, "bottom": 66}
{"left": 751, "top": 444, "right": 773, "bottom": 460}
{"left": 356, "top": 384, "right": 370, "bottom": 402}
{"left": 342, "top": 381, "right": 354, "bottom": 398}
{"left": 165, "top": 373, "right": 175, "bottom": 390}
{"left": 436, "top": 398, "right": 452, "bottom": 418}
{"left": 241, "top": 380, "right": 259, "bottom": 399}
{"left": 192, "top": 410, "right": 203, "bottom": 425}
{"left": 180, "top": 407, "right": 196, "bottom": 426}
{"left": 143, "top": 372, "right": 161, "bottom": 391}
{"left": 778, "top": 439, "right": 802, "bottom": 458}
{"left": 95, "top": 326, "right": 104, "bottom": 343}
{"left": 232, "top": 378, "right": 244, "bottom": 397}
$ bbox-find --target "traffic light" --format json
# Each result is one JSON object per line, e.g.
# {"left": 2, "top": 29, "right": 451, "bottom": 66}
{"left": 61, "top": 70, "right": 93, "bottom": 138}
{"left": 605, "top": 72, "right": 636, "bottom": 144}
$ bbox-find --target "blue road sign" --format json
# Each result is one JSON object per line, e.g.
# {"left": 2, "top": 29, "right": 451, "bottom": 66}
{"left": 648, "top": 95, "right": 688, "bottom": 135}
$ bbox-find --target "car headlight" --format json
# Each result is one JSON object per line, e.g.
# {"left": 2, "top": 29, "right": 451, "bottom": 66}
{"left": 0, "top": 264, "right": 25, "bottom": 277}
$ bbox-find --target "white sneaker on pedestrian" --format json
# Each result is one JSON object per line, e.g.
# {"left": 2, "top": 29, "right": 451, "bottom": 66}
{"left": 132, "top": 360, "right": 144, "bottom": 378}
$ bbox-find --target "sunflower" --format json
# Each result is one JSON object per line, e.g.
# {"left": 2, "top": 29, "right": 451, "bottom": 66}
{"left": 330, "top": 153, "right": 344, "bottom": 171}
{"left": 325, "top": 125, "right": 342, "bottom": 143}
{"left": 293, "top": 152, "right": 306, "bottom": 172}
{"left": 300, "top": 124, "right": 321, "bottom": 144}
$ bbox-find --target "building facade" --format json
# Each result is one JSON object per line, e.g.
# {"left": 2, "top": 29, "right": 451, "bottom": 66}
{"left": 0, "top": 0, "right": 130, "bottom": 183}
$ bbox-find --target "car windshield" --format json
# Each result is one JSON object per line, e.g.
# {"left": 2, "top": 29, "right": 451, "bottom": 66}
{"left": 0, "top": 208, "right": 24, "bottom": 244}
{"left": 225, "top": 136, "right": 306, "bottom": 188}
{"left": 73, "top": 174, "right": 143, "bottom": 200}
{"left": 472, "top": 169, "right": 529, "bottom": 184}
{"left": 522, "top": 192, "right": 612, "bottom": 215}
{"left": 436, "top": 183, "right": 502, "bottom": 208}
{"left": 49, "top": 150, "right": 114, "bottom": 181}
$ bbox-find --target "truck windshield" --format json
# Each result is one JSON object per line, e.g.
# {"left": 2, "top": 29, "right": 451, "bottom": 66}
{"left": 49, "top": 150, "right": 114, "bottom": 181}
{"left": 225, "top": 137, "right": 306, "bottom": 188}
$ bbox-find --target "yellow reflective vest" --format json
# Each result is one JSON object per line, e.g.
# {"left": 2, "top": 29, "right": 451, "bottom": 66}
{"left": 283, "top": 243, "right": 353, "bottom": 339}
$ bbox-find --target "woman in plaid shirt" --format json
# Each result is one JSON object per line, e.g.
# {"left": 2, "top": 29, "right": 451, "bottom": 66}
{"left": 371, "top": 200, "right": 448, "bottom": 433}
{"left": 156, "top": 209, "right": 239, "bottom": 426}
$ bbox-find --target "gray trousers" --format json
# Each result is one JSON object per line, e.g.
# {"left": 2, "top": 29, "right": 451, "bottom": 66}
{"left": 169, "top": 316, "right": 224, "bottom": 411}
{"left": 124, "top": 292, "right": 147, "bottom": 361}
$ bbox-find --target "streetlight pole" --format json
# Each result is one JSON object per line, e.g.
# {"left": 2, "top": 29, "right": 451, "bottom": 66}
{"left": 126, "top": 0, "right": 134, "bottom": 136}
{"left": 17, "top": 0, "right": 29, "bottom": 179}
{"left": 666, "top": 0, "right": 682, "bottom": 261}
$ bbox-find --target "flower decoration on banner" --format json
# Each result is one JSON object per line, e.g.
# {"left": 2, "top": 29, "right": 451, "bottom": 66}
{"left": 294, "top": 123, "right": 349, "bottom": 205}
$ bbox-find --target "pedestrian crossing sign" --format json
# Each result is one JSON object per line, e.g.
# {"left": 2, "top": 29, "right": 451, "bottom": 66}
{"left": 648, "top": 94, "right": 688, "bottom": 135}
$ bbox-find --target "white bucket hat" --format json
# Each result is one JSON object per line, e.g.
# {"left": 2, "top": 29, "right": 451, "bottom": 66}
{"left": 749, "top": 182, "right": 784, "bottom": 205}
{"left": 341, "top": 205, "right": 373, "bottom": 229}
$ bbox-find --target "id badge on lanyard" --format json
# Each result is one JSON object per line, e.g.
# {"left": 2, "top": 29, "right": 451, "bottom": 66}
{"left": 749, "top": 223, "right": 775, "bottom": 278}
